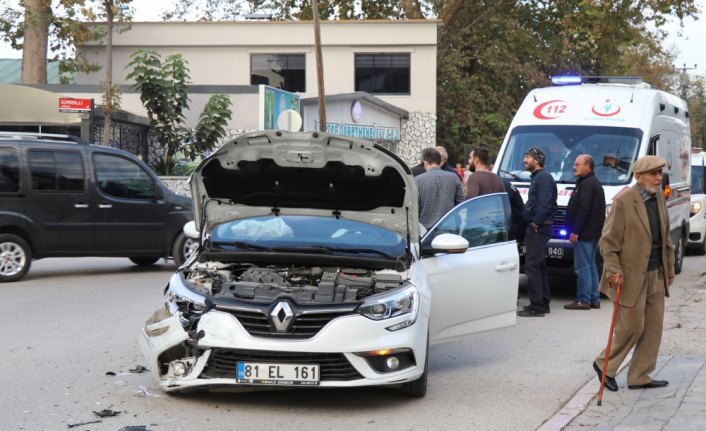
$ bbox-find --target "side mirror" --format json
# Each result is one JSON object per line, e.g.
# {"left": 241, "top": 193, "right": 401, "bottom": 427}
{"left": 421, "top": 233, "right": 469, "bottom": 256}
{"left": 183, "top": 220, "right": 199, "bottom": 239}
{"left": 662, "top": 172, "right": 671, "bottom": 199}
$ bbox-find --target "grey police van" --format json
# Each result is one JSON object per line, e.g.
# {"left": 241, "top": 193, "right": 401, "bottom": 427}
{"left": 0, "top": 132, "right": 194, "bottom": 282}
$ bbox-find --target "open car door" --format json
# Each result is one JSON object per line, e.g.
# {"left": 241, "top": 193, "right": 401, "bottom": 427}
{"left": 419, "top": 193, "right": 520, "bottom": 343}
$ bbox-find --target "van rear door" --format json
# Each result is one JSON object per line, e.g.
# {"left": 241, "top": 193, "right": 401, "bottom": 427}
{"left": 91, "top": 152, "right": 168, "bottom": 254}
{"left": 25, "top": 148, "right": 94, "bottom": 253}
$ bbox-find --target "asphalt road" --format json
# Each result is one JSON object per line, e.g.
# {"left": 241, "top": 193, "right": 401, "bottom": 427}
{"left": 2, "top": 254, "right": 704, "bottom": 431}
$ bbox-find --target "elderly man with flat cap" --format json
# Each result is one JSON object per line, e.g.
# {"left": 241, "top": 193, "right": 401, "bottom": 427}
{"left": 592, "top": 155, "right": 675, "bottom": 392}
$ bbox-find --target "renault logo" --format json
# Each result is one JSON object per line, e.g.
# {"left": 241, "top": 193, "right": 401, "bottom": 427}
{"left": 270, "top": 301, "right": 294, "bottom": 332}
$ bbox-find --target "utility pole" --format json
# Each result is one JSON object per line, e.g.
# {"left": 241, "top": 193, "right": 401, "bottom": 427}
{"left": 312, "top": 0, "right": 327, "bottom": 132}
{"left": 675, "top": 63, "right": 698, "bottom": 100}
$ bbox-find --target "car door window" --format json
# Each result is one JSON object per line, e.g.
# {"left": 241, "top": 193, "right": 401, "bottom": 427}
{"left": 29, "top": 150, "right": 84, "bottom": 192}
{"left": 0, "top": 148, "right": 20, "bottom": 192}
{"left": 428, "top": 193, "right": 510, "bottom": 248}
{"left": 94, "top": 153, "right": 157, "bottom": 200}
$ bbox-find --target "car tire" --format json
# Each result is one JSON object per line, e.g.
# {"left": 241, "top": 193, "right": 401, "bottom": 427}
{"left": 0, "top": 234, "right": 32, "bottom": 283}
{"left": 172, "top": 232, "right": 198, "bottom": 267}
{"left": 399, "top": 333, "right": 428, "bottom": 398}
{"left": 129, "top": 256, "right": 160, "bottom": 266}
{"left": 674, "top": 233, "right": 685, "bottom": 275}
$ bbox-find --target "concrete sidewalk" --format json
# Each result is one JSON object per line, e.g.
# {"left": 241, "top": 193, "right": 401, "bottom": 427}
{"left": 540, "top": 270, "right": 706, "bottom": 431}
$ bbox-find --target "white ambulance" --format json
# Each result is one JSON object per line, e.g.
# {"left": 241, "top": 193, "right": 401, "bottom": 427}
{"left": 689, "top": 149, "right": 706, "bottom": 254}
{"left": 494, "top": 76, "right": 692, "bottom": 274}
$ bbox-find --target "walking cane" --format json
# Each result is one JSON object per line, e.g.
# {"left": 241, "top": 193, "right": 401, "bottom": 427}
{"left": 597, "top": 277, "right": 623, "bottom": 406}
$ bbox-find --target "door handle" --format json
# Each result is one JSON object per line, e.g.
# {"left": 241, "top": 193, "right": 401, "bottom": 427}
{"left": 74, "top": 203, "right": 89, "bottom": 209}
{"left": 98, "top": 203, "right": 113, "bottom": 209}
{"left": 494, "top": 262, "right": 518, "bottom": 271}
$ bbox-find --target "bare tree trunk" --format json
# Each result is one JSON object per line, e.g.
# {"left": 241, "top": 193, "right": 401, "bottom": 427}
{"left": 398, "top": 0, "right": 424, "bottom": 19}
{"left": 102, "top": 1, "right": 114, "bottom": 147}
{"left": 21, "top": 0, "right": 51, "bottom": 84}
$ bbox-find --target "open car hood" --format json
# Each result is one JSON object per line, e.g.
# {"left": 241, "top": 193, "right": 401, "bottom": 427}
{"left": 190, "top": 130, "right": 419, "bottom": 240}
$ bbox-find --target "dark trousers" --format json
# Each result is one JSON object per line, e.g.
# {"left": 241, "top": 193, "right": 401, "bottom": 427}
{"left": 524, "top": 223, "right": 552, "bottom": 309}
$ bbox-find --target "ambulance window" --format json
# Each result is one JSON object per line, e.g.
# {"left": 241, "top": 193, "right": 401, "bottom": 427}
{"left": 647, "top": 135, "right": 659, "bottom": 156}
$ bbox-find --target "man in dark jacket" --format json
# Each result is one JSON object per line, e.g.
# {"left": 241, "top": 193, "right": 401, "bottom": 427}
{"left": 565, "top": 155, "right": 606, "bottom": 310}
{"left": 518, "top": 146, "right": 557, "bottom": 317}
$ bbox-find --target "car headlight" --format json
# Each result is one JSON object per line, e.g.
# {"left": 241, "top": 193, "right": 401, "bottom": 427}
{"left": 357, "top": 284, "right": 419, "bottom": 331}
{"left": 690, "top": 201, "right": 702, "bottom": 217}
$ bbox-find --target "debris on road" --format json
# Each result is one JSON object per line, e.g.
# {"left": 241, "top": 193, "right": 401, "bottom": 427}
{"left": 129, "top": 365, "right": 148, "bottom": 373}
{"left": 93, "top": 408, "right": 121, "bottom": 418}
{"left": 119, "top": 426, "right": 151, "bottom": 431}
{"left": 67, "top": 419, "right": 101, "bottom": 428}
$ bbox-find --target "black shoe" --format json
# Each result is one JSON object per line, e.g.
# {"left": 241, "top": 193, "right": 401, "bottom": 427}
{"left": 517, "top": 308, "right": 545, "bottom": 317}
{"left": 628, "top": 380, "right": 668, "bottom": 389}
{"left": 523, "top": 304, "right": 550, "bottom": 313}
{"left": 591, "top": 302, "right": 601, "bottom": 309}
{"left": 593, "top": 361, "right": 618, "bottom": 392}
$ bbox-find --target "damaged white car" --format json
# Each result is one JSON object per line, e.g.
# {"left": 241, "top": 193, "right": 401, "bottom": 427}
{"left": 140, "top": 130, "right": 519, "bottom": 397}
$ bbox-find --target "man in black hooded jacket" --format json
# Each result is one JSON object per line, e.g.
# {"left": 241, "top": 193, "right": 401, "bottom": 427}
{"left": 565, "top": 154, "right": 606, "bottom": 310}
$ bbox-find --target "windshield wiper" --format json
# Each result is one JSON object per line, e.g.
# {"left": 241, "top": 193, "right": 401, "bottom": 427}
{"left": 210, "top": 241, "right": 270, "bottom": 251}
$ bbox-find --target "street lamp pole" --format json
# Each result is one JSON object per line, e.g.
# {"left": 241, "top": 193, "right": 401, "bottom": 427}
{"left": 312, "top": 0, "right": 327, "bottom": 132}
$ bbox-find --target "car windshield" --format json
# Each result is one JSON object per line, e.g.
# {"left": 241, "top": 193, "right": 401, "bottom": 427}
{"left": 692, "top": 165, "right": 705, "bottom": 194}
{"left": 496, "top": 125, "right": 643, "bottom": 185}
{"left": 209, "top": 215, "right": 407, "bottom": 259}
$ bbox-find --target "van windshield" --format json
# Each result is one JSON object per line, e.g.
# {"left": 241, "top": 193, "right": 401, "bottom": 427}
{"left": 496, "top": 125, "right": 643, "bottom": 185}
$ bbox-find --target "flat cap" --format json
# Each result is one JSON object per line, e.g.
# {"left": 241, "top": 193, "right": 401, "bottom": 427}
{"left": 632, "top": 155, "right": 666, "bottom": 173}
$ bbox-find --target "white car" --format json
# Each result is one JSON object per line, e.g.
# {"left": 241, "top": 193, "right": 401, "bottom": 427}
{"left": 689, "top": 151, "right": 706, "bottom": 255}
{"left": 140, "top": 130, "right": 519, "bottom": 397}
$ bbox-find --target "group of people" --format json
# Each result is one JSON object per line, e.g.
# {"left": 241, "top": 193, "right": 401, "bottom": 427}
{"left": 413, "top": 145, "right": 674, "bottom": 392}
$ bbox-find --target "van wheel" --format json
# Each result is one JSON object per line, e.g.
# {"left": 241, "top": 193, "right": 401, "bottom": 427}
{"left": 674, "top": 234, "right": 685, "bottom": 275}
{"left": 0, "top": 234, "right": 32, "bottom": 283}
{"left": 129, "top": 257, "right": 160, "bottom": 266}
{"left": 172, "top": 233, "right": 198, "bottom": 267}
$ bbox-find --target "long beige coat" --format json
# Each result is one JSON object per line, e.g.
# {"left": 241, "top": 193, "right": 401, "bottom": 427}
{"left": 598, "top": 185, "right": 674, "bottom": 307}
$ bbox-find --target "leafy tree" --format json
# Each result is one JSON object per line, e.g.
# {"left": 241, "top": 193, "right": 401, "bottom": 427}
{"left": 126, "top": 49, "right": 233, "bottom": 175}
{"left": 686, "top": 75, "right": 706, "bottom": 150}
{"left": 0, "top": 0, "right": 133, "bottom": 84}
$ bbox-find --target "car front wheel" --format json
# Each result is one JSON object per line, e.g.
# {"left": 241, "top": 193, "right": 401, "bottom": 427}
{"left": 0, "top": 234, "right": 32, "bottom": 283}
{"left": 398, "top": 334, "right": 428, "bottom": 398}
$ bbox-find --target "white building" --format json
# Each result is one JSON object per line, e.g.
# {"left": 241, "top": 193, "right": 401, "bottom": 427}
{"left": 74, "top": 19, "right": 438, "bottom": 164}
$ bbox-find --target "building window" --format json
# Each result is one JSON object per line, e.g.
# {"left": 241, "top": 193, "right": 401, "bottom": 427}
{"left": 251, "top": 54, "right": 305, "bottom": 92}
{"left": 355, "top": 53, "right": 410, "bottom": 95}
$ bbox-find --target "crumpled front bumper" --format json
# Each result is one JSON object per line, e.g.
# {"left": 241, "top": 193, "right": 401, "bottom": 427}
{"left": 139, "top": 306, "right": 427, "bottom": 392}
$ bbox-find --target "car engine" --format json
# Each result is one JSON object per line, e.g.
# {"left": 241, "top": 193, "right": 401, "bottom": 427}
{"left": 184, "top": 263, "right": 404, "bottom": 305}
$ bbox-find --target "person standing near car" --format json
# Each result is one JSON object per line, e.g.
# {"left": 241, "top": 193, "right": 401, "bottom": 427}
{"left": 518, "top": 146, "right": 557, "bottom": 317}
{"left": 592, "top": 155, "right": 674, "bottom": 392}
{"left": 465, "top": 146, "right": 505, "bottom": 199}
{"left": 416, "top": 147, "right": 465, "bottom": 229}
{"left": 565, "top": 155, "right": 606, "bottom": 310}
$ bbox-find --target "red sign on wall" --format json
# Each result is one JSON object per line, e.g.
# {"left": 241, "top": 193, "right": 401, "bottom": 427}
{"left": 59, "top": 97, "right": 92, "bottom": 112}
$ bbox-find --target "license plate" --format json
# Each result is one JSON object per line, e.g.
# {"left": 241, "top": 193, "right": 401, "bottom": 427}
{"left": 236, "top": 362, "right": 320, "bottom": 385}
{"left": 547, "top": 246, "right": 564, "bottom": 259}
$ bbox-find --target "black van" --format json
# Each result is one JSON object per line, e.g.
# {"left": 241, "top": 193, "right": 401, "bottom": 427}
{"left": 0, "top": 133, "right": 194, "bottom": 282}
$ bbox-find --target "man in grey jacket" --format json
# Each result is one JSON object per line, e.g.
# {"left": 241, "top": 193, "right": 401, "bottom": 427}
{"left": 416, "top": 147, "right": 465, "bottom": 229}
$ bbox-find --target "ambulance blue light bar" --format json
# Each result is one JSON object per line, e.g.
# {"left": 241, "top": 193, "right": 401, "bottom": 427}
{"left": 551, "top": 76, "right": 583, "bottom": 85}
{"left": 551, "top": 76, "right": 644, "bottom": 86}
